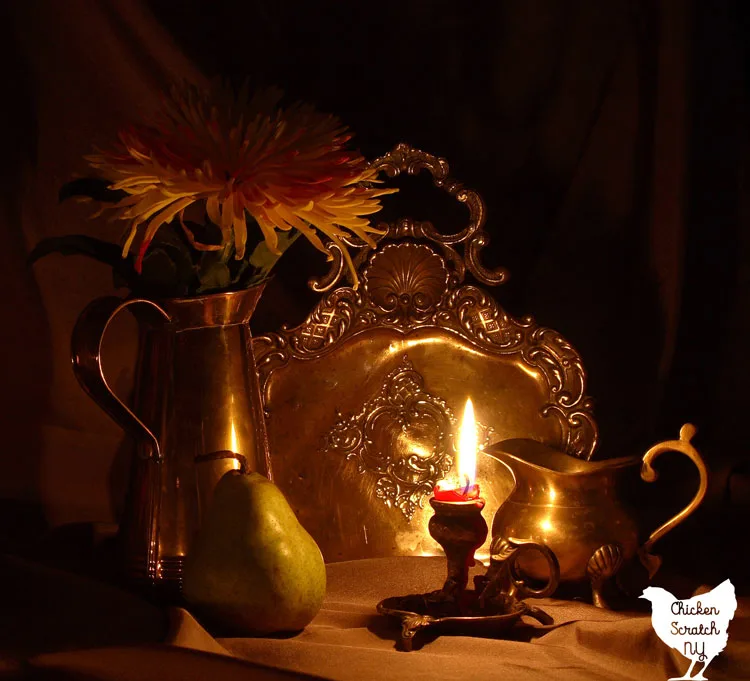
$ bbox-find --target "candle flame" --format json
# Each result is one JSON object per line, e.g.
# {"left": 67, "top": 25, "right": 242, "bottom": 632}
{"left": 457, "top": 398, "right": 477, "bottom": 486}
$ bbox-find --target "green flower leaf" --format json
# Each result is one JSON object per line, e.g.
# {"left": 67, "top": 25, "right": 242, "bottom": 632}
{"left": 246, "top": 229, "right": 300, "bottom": 282}
{"left": 28, "top": 235, "right": 140, "bottom": 291}
{"left": 197, "top": 260, "right": 232, "bottom": 293}
{"left": 151, "top": 223, "right": 199, "bottom": 272}
{"left": 228, "top": 256, "right": 251, "bottom": 286}
{"left": 59, "top": 178, "right": 128, "bottom": 204}
{"left": 29, "top": 235, "right": 124, "bottom": 268}
{"left": 133, "top": 248, "right": 183, "bottom": 298}
{"left": 137, "top": 244, "right": 197, "bottom": 298}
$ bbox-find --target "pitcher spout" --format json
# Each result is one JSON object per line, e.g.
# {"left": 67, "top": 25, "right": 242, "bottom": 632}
{"left": 486, "top": 439, "right": 640, "bottom": 507}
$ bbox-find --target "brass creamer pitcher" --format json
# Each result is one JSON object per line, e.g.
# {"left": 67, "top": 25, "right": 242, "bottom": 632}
{"left": 488, "top": 425, "right": 707, "bottom": 608}
{"left": 71, "top": 286, "right": 270, "bottom": 593}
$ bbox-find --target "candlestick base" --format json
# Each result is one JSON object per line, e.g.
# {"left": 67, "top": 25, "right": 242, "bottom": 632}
{"left": 377, "top": 496, "right": 560, "bottom": 650}
{"left": 376, "top": 586, "right": 553, "bottom": 651}
{"left": 427, "top": 497, "right": 487, "bottom": 601}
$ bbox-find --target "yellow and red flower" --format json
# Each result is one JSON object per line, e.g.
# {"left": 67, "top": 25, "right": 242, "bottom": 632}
{"left": 87, "top": 82, "right": 395, "bottom": 288}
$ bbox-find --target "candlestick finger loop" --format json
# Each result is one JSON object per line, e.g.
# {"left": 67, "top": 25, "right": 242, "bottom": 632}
{"left": 377, "top": 493, "right": 555, "bottom": 648}
{"left": 485, "top": 536, "right": 561, "bottom": 601}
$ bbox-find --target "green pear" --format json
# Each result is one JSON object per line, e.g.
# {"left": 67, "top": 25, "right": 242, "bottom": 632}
{"left": 183, "top": 471, "right": 326, "bottom": 635}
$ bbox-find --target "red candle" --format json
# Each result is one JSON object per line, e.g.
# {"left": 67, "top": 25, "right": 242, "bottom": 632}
{"left": 433, "top": 479, "right": 480, "bottom": 502}
{"left": 433, "top": 398, "right": 481, "bottom": 503}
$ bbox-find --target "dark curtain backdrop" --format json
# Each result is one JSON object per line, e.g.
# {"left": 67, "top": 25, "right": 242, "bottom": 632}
{"left": 1, "top": 0, "right": 748, "bottom": 585}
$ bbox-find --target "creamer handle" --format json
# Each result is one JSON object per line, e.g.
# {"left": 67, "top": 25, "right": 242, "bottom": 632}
{"left": 638, "top": 423, "right": 709, "bottom": 578}
{"left": 71, "top": 296, "right": 170, "bottom": 461}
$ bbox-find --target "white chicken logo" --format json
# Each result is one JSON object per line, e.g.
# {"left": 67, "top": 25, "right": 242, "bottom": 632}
{"left": 641, "top": 580, "right": 736, "bottom": 680}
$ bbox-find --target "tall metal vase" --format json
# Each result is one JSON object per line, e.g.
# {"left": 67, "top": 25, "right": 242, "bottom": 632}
{"left": 71, "top": 284, "right": 270, "bottom": 594}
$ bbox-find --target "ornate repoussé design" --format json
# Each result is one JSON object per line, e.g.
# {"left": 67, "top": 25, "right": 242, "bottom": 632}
{"left": 323, "top": 357, "right": 454, "bottom": 520}
{"left": 322, "top": 356, "right": 494, "bottom": 520}
{"left": 255, "top": 244, "right": 597, "bottom": 459}
{"left": 254, "top": 144, "right": 598, "bottom": 466}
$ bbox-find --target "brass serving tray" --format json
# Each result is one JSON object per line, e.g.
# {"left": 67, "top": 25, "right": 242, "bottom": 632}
{"left": 253, "top": 144, "right": 598, "bottom": 563}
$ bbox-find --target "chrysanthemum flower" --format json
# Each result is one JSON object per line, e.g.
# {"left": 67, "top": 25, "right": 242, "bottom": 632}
{"left": 87, "top": 82, "right": 396, "bottom": 288}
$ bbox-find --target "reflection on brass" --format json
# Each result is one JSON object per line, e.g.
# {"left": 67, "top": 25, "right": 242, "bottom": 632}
{"left": 638, "top": 423, "right": 708, "bottom": 579}
{"left": 323, "top": 356, "right": 493, "bottom": 520}
{"left": 376, "top": 500, "right": 556, "bottom": 651}
{"left": 324, "top": 357, "right": 452, "bottom": 521}
{"left": 586, "top": 544, "right": 624, "bottom": 609}
{"left": 255, "top": 146, "right": 598, "bottom": 562}
{"left": 489, "top": 424, "right": 708, "bottom": 608}
{"left": 480, "top": 536, "right": 560, "bottom": 606}
{"left": 71, "top": 286, "right": 270, "bottom": 592}
{"left": 194, "top": 451, "right": 248, "bottom": 472}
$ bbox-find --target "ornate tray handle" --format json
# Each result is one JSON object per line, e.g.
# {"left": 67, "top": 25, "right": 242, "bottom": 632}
{"left": 309, "top": 240, "right": 349, "bottom": 293}
{"left": 310, "top": 143, "right": 509, "bottom": 292}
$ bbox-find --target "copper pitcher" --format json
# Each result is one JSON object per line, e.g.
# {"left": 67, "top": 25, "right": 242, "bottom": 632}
{"left": 71, "top": 285, "right": 270, "bottom": 593}
{"left": 488, "top": 425, "right": 708, "bottom": 608}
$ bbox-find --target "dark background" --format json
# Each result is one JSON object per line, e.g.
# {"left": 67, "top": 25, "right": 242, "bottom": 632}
{"left": 1, "top": 0, "right": 748, "bottom": 589}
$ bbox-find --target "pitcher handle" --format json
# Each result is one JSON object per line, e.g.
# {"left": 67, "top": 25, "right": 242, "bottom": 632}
{"left": 638, "top": 423, "right": 709, "bottom": 578}
{"left": 71, "top": 296, "right": 170, "bottom": 461}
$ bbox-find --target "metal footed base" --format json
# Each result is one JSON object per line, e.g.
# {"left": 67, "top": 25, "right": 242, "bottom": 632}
{"left": 377, "top": 588, "right": 553, "bottom": 651}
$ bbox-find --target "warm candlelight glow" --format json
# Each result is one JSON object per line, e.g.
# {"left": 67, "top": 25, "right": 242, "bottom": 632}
{"left": 230, "top": 422, "right": 239, "bottom": 454}
{"left": 432, "top": 398, "right": 481, "bottom": 502}
{"left": 457, "top": 398, "right": 477, "bottom": 487}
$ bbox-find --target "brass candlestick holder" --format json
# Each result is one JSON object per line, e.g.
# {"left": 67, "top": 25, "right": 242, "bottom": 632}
{"left": 428, "top": 497, "right": 488, "bottom": 602}
{"left": 377, "top": 495, "right": 560, "bottom": 651}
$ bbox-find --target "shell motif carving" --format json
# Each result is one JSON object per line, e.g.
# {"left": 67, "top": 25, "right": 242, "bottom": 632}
{"left": 363, "top": 243, "right": 448, "bottom": 315}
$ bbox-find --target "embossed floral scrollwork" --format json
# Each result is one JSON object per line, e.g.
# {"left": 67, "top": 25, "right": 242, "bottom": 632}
{"left": 252, "top": 333, "right": 291, "bottom": 386}
{"left": 324, "top": 415, "right": 363, "bottom": 454}
{"left": 289, "top": 288, "right": 361, "bottom": 355}
{"left": 541, "top": 403, "right": 599, "bottom": 460}
{"left": 323, "top": 356, "right": 502, "bottom": 518}
{"left": 255, "top": 228, "right": 599, "bottom": 461}
{"left": 524, "top": 327, "right": 587, "bottom": 409}
{"left": 446, "top": 286, "right": 530, "bottom": 350}
{"left": 369, "top": 144, "right": 508, "bottom": 286}
{"left": 522, "top": 326, "right": 597, "bottom": 459}
{"left": 370, "top": 144, "right": 474, "bottom": 245}
{"left": 323, "top": 357, "right": 455, "bottom": 520}
{"left": 307, "top": 240, "right": 349, "bottom": 293}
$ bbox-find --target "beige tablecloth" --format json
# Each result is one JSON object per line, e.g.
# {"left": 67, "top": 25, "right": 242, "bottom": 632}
{"left": 2, "top": 555, "right": 748, "bottom": 681}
